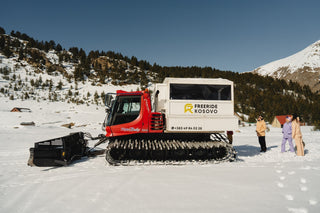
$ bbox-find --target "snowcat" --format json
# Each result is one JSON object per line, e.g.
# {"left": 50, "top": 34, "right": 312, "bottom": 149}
{"left": 28, "top": 78, "right": 238, "bottom": 166}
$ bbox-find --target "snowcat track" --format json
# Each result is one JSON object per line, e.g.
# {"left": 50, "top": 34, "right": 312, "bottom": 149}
{"left": 105, "top": 137, "right": 236, "bottom": 166}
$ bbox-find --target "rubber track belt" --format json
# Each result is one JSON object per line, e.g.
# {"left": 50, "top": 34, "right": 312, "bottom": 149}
{"left": 105, "top": 139, "right": 236, "bottom": 166}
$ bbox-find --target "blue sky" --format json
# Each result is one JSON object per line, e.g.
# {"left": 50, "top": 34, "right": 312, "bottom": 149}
{"left": 1, "top": 0, "right": 320, "bottom": 72}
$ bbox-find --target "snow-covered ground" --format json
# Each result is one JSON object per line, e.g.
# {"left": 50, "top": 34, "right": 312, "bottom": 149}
{"left": 0, "top": 98, "right": 319, "bottom": 213}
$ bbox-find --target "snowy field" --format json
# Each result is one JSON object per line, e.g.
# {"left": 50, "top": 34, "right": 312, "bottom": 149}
{"left": 0, "top": 98, "right": 319, "bottom": 213}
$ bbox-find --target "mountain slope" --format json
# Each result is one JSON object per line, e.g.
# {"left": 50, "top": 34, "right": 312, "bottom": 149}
{"left": 0, "top": 32, "right": 155, "bottom": 106}
{"left": 252, "top": 40, "right": 320, "bottom": 93}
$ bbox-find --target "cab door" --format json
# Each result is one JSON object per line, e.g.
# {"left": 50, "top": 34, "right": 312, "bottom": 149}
{"left": 108, "top": 95, "right": 143, "bottom": 136}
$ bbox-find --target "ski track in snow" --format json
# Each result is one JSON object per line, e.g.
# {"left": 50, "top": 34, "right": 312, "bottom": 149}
{"left": 0, "top": 98, "right": 320, "bottom": 213}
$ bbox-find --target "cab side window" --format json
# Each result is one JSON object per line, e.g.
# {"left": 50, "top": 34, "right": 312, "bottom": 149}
{"left": 112, "top": 96, "right": 141, "bottom": 125}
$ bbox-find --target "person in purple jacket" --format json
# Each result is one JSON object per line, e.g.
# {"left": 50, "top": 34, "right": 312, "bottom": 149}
{"left": 281, "top": 116, "right": 294, "bottom": 152}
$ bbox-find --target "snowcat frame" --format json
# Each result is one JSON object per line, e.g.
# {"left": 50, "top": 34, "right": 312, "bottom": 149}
{"left": 28, "top": 78, "right": 238, "bottom": 166}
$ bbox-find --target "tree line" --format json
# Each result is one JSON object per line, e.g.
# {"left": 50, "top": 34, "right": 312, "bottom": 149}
{"left": 1, "top": 26, "right": 319, "bottom": 126}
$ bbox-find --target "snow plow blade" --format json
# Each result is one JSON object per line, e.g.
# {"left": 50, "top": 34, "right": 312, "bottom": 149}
{"left": 28, "top": 132, "right": 88, "bottom": 167}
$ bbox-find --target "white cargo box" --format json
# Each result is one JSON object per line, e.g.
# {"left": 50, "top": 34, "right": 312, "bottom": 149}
{"left": 155, "top": 78, "right": 238, "bottom": 132}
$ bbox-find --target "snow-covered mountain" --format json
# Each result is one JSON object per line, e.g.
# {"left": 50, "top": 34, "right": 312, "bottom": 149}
{"left": 252, "top": 40, "right": 320, "bottom": 93}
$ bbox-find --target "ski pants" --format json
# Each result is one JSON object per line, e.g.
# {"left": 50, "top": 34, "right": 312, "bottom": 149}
{"left": 295, "top": 136, "right": 304, "bottom": 156}
{"left": 281, "top": 137, "right": 294, "bottom": 152}
{"left": 258, "top": 136, "right": 267, "bottom": 152}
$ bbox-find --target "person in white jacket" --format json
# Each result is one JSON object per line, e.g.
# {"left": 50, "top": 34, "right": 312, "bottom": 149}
{"left": 292, "top": 113, "right": 304, "bottom": 156}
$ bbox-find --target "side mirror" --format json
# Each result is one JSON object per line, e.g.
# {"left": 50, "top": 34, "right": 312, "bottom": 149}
{"left": 105, "top": 94, "right": 114, "bottom": 107}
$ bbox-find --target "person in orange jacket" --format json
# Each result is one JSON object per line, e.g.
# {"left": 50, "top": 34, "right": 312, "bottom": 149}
{"left": 256, "top": 115, "right": 267, "bottom": 152}
{"left": 292, "top": 113, "right": 304, "bottom": 156}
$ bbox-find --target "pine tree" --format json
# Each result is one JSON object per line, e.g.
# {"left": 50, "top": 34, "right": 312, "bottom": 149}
{"left": 69, "top": 47, "right": 79, "bottom": 62}
{"left": 74, "top": 66, "right": 83, "bottom": 81}
{"left": 130, "top": 56, "right": 138, "bottom": 66}
{"left": 0, "top": 35, "right": 5, "bottom": 50}
{"left": 30, "top": 79, "right": 35, "bottom": 87}
{"left": 68, "top": 89, "right": 73, "bottom": 96}
{"left": 49, "top": 80, "right": 53, "bottom": 91}
{"left": 53, "top": 92, "right": 58, "bottom": 101}
{"left": 0, "top": 27, "right": 5, "bottom": 34}
{"left": 18, "top": 48, "right": 24, "bottom": 61}
{"left": 79, "top": 48, "right": 86, "bottom": 64}
{"left": 94, "top": 91, "right": 99, "bottom": 99}
{"left": 56, "top": 44, "right": 62, "bottom": 51}
{"left": 101, "top": 91, "right": 106, "bottom": 104}
{"left": 3, "top": 46, "right": 12, "bottom": 58}
{"left": 56, "top": 80, "right": 63, "bottom": 90}
{"left": 49, "top": 40, "right": 56, "bottom": 50}
{"left": 94, "top": 91, "right": 99, "bottom": 105}
{"left": 24, "top": 92, "right": 30, "bottom": 99}
{"left": 140, "top": 71, "right": 148, "bottom": 89}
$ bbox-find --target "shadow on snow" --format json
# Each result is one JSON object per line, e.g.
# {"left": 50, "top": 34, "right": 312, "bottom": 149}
{"left": 234, "top": 145, "right": 278, "bottom": 158}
